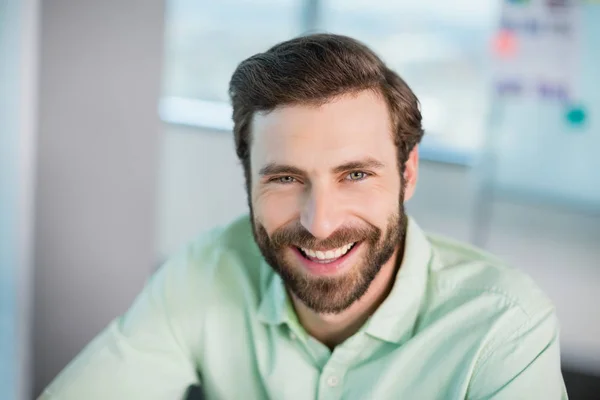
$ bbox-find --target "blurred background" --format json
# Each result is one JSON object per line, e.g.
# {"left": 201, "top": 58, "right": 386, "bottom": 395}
{"left": 1, "top": 0, "right": 599, "bottom": 399}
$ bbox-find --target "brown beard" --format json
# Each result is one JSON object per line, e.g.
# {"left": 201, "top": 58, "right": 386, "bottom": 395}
{"left": 251, "top": 208, "right": 407, "bottom": 314}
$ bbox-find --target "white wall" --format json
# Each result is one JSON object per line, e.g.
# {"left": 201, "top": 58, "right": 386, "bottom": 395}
{"left": 32, "top": 1, "right": 165, "bottom": 396}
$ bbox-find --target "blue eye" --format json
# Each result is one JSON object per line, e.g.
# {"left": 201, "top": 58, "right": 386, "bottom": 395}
{"left": 346, "top": 171, "right": 368, "bottom": 181}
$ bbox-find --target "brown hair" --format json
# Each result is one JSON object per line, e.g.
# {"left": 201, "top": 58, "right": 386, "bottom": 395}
{"left": 229, "top": 33, "right": 424, "bottom": 190}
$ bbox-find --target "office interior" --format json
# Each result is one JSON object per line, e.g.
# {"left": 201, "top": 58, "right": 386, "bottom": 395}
{"left": 1, "top": 0, "right": 599, "bottom": 399}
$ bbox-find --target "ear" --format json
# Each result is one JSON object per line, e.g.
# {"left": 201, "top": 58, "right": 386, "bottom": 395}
{"left": 403, "top": 146, "right": 419, "bottom": 202}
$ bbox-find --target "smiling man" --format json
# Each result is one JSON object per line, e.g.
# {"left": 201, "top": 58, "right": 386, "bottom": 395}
{"left": 41, "top": 34, "right": 567, "bottom": 399}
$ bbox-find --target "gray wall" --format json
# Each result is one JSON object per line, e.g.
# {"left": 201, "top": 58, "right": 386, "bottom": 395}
{"left": 33, "top": 1, "right": 165, "bottom": 395}
{"left": 0, "top": 1, "right": 38, "bottom": 399}
{"left": 0, "top": 2, "right": 21, "bottom": 397}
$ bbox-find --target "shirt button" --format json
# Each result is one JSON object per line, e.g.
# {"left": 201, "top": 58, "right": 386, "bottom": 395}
{"left": 326, "top": 375, "right": 339, "bottom": 387}
{"left": 289, "top": 332, "right": 297, "bottom": 341}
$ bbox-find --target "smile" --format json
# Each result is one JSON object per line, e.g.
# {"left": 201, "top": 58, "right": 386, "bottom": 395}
{"left": 298, "top": 242, "right": 357, "bottom": 263}
{"left": 292, "top": 240, "right": 362, "bottom": 276}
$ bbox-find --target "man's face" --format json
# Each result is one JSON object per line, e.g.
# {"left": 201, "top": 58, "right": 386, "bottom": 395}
{"left": 249, "top": 90, "right": 411, "bottom": 314}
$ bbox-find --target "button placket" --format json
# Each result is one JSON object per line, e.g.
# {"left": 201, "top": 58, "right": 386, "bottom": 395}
{"left": 326, "top": 374, "right": 340, "bottom": 387}
{"left": 317, "top": 370, "right": 344, "bottom": 400}
{"left": 316, "top": 334, "right": 368, "bottom": 399}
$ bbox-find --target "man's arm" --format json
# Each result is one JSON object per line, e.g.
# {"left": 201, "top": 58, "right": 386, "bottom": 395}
{"left": 467, "top": 308, "right": 568, "bottom": 400}
{"left": 38, "top": 247, "right": 207, "bottom": 400}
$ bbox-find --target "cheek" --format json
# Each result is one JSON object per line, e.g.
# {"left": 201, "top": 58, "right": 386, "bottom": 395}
{"left": 341, "top": 180, "right": 400, "bottom": 211}
{"left": 252, "top": 186, "right": 302, "bottom": 231}
{"left": 349, "top": 191, "right": 398, "bottom": 229}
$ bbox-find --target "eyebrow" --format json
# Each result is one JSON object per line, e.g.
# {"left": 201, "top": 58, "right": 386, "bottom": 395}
{"left": 331, "top": 158, "right": 385, "bottom": 174}
{"left": 259, "top": 163, "right": 306, "bottom": 177}
{"left": 258, "top": 157, "right": 385, "bottom": 177}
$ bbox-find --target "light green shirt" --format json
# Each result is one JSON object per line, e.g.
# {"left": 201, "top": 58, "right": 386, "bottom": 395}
{"left": 40, "top": 216, "right": 567, "bottom": 400}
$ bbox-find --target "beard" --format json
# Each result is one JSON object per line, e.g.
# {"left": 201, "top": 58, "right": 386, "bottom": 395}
{"left": 251, "top": 206, "right": 408, "bottom": 314}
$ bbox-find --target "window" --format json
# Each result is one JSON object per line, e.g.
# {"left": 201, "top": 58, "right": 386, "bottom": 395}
{"left": 162, "top": 0, "right": 302, "bottom": 101}
{"left": 161, "top": 0, "right": 501, "bottom": 165}
{"left": 322, "top": 0, "right": 499, "bottom": 163}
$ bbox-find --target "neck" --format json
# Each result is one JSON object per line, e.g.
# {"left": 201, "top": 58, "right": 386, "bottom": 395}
{"left": 291, "top": 246, "right": 402, "bottom": 350}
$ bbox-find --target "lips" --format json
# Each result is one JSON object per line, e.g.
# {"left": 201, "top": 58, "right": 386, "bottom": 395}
{"left": 291, "top": 241, "right": 362, "bottom": 276}
{"left": 298, "top": 242, "right": 357, "bottom": 263}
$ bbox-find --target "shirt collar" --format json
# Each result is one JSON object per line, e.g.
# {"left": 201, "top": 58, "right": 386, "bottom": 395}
{"left": 257, "top": 217, "right": 432, "bottom": 345}
{"left": 257, "top": 268, "right": 287, "bottom": 326}
{"left": 363, "top": 217, "right": 432, "bottom": 344}
{"left": 257, "top": 265, "right": 310, "bottom": 340}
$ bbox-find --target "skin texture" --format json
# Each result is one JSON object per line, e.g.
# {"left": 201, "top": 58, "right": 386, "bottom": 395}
{"left": 249, "top": 90, "right": 419, "bottom": 348}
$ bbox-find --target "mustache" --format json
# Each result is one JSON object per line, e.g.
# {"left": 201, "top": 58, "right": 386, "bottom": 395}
{"left": 269, "top": 221, "right": 381, "bottom": 250}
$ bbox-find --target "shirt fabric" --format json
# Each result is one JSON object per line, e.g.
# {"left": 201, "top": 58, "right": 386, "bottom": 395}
{"left": 40, "top": 215, "right": 567, "bottom": 400}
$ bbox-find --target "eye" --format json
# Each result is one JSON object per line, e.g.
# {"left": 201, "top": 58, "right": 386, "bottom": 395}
{"left": 346, "top": 171, "right": 369, "bottom": 181}
{"left": 275, "top": 176, "right": 296, "bottom": 184}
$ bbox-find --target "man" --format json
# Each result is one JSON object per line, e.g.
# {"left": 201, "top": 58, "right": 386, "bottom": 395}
{"left": 40, "top": 34, "right": 567, "bottom": 399}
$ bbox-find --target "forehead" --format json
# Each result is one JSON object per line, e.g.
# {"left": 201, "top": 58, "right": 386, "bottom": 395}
{"left": 250, "top": 90, "right": 396, "bottom": 170}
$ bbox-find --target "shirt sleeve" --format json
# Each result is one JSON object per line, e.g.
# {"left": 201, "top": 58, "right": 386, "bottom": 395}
{"left": 38, "top": 246, "right": 208, "bottom": 400}
{"left": 467, "top": 308, "right": 568, "bottom": 400}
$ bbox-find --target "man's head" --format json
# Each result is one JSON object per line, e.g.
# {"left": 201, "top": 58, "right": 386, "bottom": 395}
{"left": 229, "top": 34, "right": 423, "bottom": 314}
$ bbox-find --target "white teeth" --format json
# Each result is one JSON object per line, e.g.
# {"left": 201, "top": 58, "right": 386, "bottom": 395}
{"left": 301, "top": 242, "right": 355, "bottom": 261}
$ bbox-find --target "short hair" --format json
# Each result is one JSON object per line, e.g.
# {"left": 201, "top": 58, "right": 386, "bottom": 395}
{"left": 229, "top": 33, "right": 424, "bottom": 189}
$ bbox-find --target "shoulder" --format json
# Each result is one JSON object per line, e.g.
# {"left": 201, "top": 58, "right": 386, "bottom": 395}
{"left": 165, "top": 214, "right": 269, "bottom": 304}
{"left": 180, "top": 214, "right": 257, "bottom": 267}
{"left": 425, "top": 233, "right": 554, "bottom": 320}
{"left": 415, "top": 234, "right": 559, "bottom": 371}
{"left": 415, "top": 233, "right": 557, "bottom": 358}
{"left": 421, "top": 237, "right": 566, "bottom": 398}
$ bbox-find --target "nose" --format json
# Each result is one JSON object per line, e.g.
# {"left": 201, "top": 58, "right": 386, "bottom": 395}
{"left": 300, "top": 184, "right": 343, "bottom": 240}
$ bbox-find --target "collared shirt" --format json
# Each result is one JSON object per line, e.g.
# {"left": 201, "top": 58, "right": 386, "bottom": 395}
{"left": 40, "top": 215, "right": 567, "bottom": 400}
